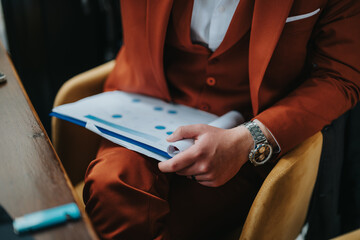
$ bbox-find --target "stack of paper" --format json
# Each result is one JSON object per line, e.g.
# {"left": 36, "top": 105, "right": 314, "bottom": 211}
{"left": 51, "top": 91, "right": 244, "bottom": 161}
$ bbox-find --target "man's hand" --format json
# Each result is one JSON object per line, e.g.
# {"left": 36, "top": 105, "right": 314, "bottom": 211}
{"left": 158, "top": 124, "right": 254, "bottom": 187}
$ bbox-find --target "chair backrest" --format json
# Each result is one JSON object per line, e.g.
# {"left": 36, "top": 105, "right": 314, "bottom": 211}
{"left": 52, "top": 60, "right": 115, "bottom": 185}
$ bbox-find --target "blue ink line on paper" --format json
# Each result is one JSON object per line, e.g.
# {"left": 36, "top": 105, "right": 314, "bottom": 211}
{"left": 85, "top": 115, "right": 160, "bottom": 142}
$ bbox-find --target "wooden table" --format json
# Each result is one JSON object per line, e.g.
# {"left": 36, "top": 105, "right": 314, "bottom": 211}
{"left": 0, "top": 41, "right": 98, "bottom": 239}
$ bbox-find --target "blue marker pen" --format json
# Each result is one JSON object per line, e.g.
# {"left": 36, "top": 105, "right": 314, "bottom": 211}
{"left": 13, "top": 203, "right": 81, "bottom": 234}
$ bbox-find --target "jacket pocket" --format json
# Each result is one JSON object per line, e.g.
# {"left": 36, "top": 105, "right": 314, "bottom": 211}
{"left": 286, "top": 8, "right": 320, "bottom": 23}
{"left": 283, "top": 8, "right": 321, "bottom": 34}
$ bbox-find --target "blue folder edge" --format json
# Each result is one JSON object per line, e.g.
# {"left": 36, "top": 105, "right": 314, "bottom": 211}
{"left": 50, "top": 112, "right": 171, "bottom": 159}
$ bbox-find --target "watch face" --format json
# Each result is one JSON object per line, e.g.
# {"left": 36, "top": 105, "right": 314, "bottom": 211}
{"left": 249, "top": 143, "right": 273, "bottom": 166}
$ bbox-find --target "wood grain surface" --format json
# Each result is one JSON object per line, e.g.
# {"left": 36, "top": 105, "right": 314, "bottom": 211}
{"left": 0, "top": 41, "right": 98, "bottom": 239}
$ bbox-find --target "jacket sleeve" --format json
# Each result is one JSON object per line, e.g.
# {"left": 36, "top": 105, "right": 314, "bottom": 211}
{"left": 255, "top": 0, "right": 360, "bottom": 155}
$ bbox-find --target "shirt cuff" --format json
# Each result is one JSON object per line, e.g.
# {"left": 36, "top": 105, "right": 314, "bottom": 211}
{"left": 253, "top": 119, "right": 281, "bottom": 153}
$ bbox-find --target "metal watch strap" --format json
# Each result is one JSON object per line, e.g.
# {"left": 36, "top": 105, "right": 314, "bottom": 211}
{"left": 244, "top": 121, "right": 273, "bottom": 166}
{"left": 244, "top": 121, "right": 268, "bottom": 145}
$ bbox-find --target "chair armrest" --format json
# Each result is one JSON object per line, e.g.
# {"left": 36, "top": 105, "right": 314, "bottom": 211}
{"left": 240, "top": 132, "right": 323, "bottom": 240}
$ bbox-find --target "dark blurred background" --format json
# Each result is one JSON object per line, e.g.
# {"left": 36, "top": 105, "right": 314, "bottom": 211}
{"left": 0, "top": 0, "right": 122, "bottom": 135}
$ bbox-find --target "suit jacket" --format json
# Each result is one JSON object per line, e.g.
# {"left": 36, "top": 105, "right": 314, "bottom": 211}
{"left": 105, "top": 0, "right": 360, "bottom": 154}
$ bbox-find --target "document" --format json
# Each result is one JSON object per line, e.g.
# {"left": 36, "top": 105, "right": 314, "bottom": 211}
{"left": 51, "top": 91, "right": 244, "bottom": 161}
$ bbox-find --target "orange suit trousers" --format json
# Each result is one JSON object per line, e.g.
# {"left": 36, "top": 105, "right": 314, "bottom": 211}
{"left": 83, "top": 139, "right": 273, "bottom": 239}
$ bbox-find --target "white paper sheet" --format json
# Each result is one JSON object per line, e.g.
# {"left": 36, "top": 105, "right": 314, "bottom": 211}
{"left": 52, "top": 91, "right": 244, "bottom": 161}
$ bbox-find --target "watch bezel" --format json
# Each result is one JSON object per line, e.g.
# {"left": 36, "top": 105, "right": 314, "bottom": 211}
{"left": 249, "top": 143, "right": 273, "bottom": 166}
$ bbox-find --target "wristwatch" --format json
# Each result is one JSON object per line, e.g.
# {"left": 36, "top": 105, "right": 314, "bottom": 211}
{"left": 244, "top": 121, "right": 273, "bottom": 166}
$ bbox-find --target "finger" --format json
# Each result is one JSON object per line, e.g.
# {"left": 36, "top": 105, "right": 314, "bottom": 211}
{"left": 186, "top": 173, "right": 211, "bottom": 182}
{"left": 187, "top": 175, "right": 223, "bottom": 188}
{"left": 175, "top": 160, "right": 210, "bottom": 176}
{"left": 166, "top": 124, "right": 206, "bottom": 142}
{"left": 175, "top": 162, "right": 196, "bottom": 176}
{"left": 185, "top": 175, "right": 218, "bottom": 187}
{"left": 158, "top": 147, "right": 198, "bottom": 172}
{"left": 198, "top": 181, "right": 219, "bottom": 188}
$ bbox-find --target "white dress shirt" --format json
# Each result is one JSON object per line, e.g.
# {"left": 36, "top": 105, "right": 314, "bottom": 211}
{"left": 190, "top": 0, "right": 240, "bottom": 52}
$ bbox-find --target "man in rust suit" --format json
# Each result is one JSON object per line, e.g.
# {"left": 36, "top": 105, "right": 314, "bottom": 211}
{"left": 83, "top": 0, "right": 360, "bottom": 239}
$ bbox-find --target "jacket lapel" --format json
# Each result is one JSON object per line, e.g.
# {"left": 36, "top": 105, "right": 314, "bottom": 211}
{"left": 249, "top": 0, "right": 294, "bottom": 115}
{"left": 146, "top": 0, "right": 173, "bottom": 101}
{"left": 211, "top": 0, "right": 254, "bottom": 59}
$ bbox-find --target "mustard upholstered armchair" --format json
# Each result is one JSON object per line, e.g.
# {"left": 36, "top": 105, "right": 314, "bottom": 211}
{"left": 52, "top": 60, "right": 323, "bottom": 240}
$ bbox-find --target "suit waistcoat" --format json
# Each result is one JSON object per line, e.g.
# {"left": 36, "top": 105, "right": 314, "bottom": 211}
{"left": 164, "top": 0, "right": 254, "bottom": 119}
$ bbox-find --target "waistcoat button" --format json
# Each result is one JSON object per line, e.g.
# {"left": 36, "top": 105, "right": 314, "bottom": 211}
{"left": 200, "top": 104, "right": 210, "bottom": 111}
{"left": 206, "top": 77, "right": 216, "bottom": 86}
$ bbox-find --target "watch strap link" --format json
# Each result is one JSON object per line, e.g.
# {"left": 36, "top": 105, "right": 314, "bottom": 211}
{"left": 244, "top": 121, "right": 268, "bottom": 145}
